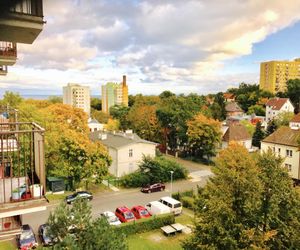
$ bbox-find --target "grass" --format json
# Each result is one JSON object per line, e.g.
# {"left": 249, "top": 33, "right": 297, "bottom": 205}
{"left": 127, "top": 210, "right": 194, "bottom": 250}
{"left": 0, "top": 241, "right": 16, "bottom": 250}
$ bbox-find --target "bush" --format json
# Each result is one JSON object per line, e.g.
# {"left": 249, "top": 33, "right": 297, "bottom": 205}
{"left": 181, "top": 196, "right": 195, "bottom": 209}
{"left": 120, "top": 156, "right": 188, "bottom": 188}
{"left": 114, "top": 213, "right": 175, "bottom": 235}
{"left": 172, "top": 189, "right": 195, "bottom": 209}
{"left": 172, "top": 189, "right": 194, "bottom": 200}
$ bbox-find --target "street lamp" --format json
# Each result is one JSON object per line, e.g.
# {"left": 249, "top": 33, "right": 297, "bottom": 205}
{"left": 170, "top": 171, "right": 174, "bottom": 197}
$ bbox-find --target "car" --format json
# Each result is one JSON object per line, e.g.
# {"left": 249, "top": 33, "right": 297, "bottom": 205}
{"left": 38, "top": 224, "right": 57, "bottom": 247}
{"left": 16, "top": 224, "right": 38, "bottom": 250}
{"left": 141, "top": 183, "right": 165, "bottom": 193}
{"left": 115, "top": 206, "right": 136, "bottom": 223}
{"left": 65, "top": 191, "right": 93, "bottom": 204}
{"left": 131, "top": 205, "right": 151, "bottom": 219}
{"left": 100, "top": 211, "right": 122, "bottom": 226}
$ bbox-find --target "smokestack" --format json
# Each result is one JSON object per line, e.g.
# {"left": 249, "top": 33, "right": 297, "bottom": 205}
{"left": 123, "top": 75, "right": 126, "bottom": 86}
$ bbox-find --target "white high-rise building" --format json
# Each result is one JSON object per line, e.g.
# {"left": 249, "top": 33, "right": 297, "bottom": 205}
{"left": 63, "top": 83, "right": 90, "bottom": 115}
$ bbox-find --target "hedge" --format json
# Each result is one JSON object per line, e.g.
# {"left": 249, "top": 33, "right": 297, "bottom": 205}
{"left": 181, "top": 196, "right": 195, "bottom": 209}
{"left": 172, "top": 189, "right": 194, "bottom": 200}
{"left": 172, "top": 189, "right": 195, "bottom": 209}
{"left": 114, "top": 213, "right": 175, "bottom": 235}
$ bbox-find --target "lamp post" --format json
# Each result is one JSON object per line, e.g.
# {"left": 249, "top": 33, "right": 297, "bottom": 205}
{"left": 170, "top": 171, "right": 174, "bottom": 197}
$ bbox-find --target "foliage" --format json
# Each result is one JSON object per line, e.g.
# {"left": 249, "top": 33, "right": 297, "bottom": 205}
{"left": 48, "top": 199, "right": 128, "bottom": 250}
{"left": 252, "top": 121, "right": 265, "bottom": 148}
{"left": 120, "top": 156, "right": 188, "bottom": 188}
{"left": 274, "top": 111, "right": 294, "bottom": 127}
{"left": 181, "top": 196, "right": 195, "bottom": 209}
{"left": 48, "top": 96, "right": 62, "bottom": 104}
{"left": 109, "top": 105, "right": 130, "bottom": 130}
{"left": 186, "top": 113, "right": 222, "bottom": 160}
{"left": 90, "top": 97, "right": 101, "bottom": 110}
{"left": 286, "top": 79, "right": 300, "bottom": 113}
{"left": 172, "top": 189, "right": 194, "bottom": 201}
{"left": 240, "top": 120, "right": 255, "bottom": 136}
{"left": 91, "top": 109, "right": 109, "bottom": 123}
{"left": 115, "top": 213, "right": 175, "bottom": 236}
{"left": 105, "top": 118, "right": 120, "bottom": 131}
{"left": 247, "top": 104, "right": 265, "bottom": 116}
{"left": 209, "top": 92, "right": 226, "bottom": 121}
{"left": 266, "top": 120, "right": 277, "bottom": 136}
{"left": 0, "top": 91, "right": 23, "bottom": 107}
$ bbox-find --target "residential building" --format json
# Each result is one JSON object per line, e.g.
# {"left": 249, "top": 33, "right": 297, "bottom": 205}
{"left": 101, "top": 75, "right": 128, "bottom": 113}
{"left": 290, "top": 113, "right": 300, "bottom": 129}
{"left": 225, "top": 101, "right": 243, "bottom": 117}
{"left": 222, "top": 122, "right": 252, "bottom": 151}
{"left": 265, "top": 98, "right": 294, "bottom": 122}
{"left": 0, "top": 0, "right": 44, "bottom": 75}
{"left": 0, "top": 108, "right": 47, "bottom": 239}
{"left": 90, "top": 130, "right": 156, "bottom": 177}
{"left": 223, "top": 93, "right": 235, "bottom": 102}
{"left": 63, "top": 83, "right": 91, "bottom": 115}
{"left": 259, "top": 58, "right": 300, "bottom": 93}
{"left": 261, "top": 126, "right": 300, "bottom": 182}
{"left": 88, "top": 118, "right": 104, "bottom": 132}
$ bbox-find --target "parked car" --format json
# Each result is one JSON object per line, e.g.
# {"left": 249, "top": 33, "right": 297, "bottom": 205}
{"left": 65, "top": 191, "right": 93, "bottom": 204}
{"left": 115, "top": 206, "right": 136, "bottom": 223}
{"left": 146, "top": 201, "right": 171, "bottom": 215}
{"left": 131, "top": 205, "right": 151, "bottom": 219}
{"left": 38, "top": 224, "right": 56, "bottom": 246}
{"left": 159, "top": 196, "right": 182, "bottom": 215}
{"left": 16, "top": 224, "right": 38, "bottom": 250}
{"left": 100, "top": 211, "right": 122, "bottom": 226}
{"left": 141, "top": 183, "right": 165, "bottom": 193}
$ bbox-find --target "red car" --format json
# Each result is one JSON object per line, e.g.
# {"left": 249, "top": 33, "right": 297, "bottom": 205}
{"left": 141, "top": 183, "right": 165, "bottom": 193}
{"left": 115, "top": 206, "right": 136, "bottom": 223}
{"left": 131, "top": 205, "right": 151, "bottom": 219}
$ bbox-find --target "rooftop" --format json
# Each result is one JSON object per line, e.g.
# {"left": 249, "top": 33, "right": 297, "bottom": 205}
{"left": 225, "top": 102, "right": 243, "bottom": 113}
{"left": 223, "top": 123, "right": 251, "bottom": 142}
{"left": 262, "top": 126, "right": 300, "bottom": 147}
{"left": 290, "top": 113, "right": 300, "bottom": 123}
{"left": 266, "top": 98, "right": 291, "bottom": 110}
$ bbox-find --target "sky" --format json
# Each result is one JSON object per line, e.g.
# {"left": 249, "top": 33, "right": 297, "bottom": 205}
{"left": 1, "top": 0, "right": 300, "bottom": 97}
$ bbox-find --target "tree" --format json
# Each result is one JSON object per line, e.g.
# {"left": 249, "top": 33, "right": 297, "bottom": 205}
{"left": 105, "top": 118, "right": 120, "bottom": 131}
{"left": 91, "top": 109, "right": 109, "bottom": 124}
{"left": 186, "top": 113, "right": 221, "bottom": 160}
{"left": 247, "top": 104, "right": 265, "bottom": 116}
{"left": 48, "top": 96, "right": 62, "bottom": 104}
{"left": 0, "top": 91, "right": 23, "bottom": 107}
{"left": 48, "top": 199, "right": 128, "bottom": 249}
{"left": 266, "top": 119, "right": 277, "bottom": 136}
{"left": 252, "top": 122, "right": 265, "bottom": 148}
{"left": 183, "top": 143, "right": 262, "bottom": 249}
{"left": 286, "top": 79, "right": 300, "bottom": 113}
{"left": 209, "top": 92, "right": 226, "bottom": 121}
{"left": 91, "top": 97, "right": 101, "bottom": 110}
{"left": 109, "top": 105, "right": 130, "bottom": 130}
{"left": 240, "top": 120, "right": 255, "bottom": 136}
{"left": 274, "top": 111, "right": 294, "bottom": 127}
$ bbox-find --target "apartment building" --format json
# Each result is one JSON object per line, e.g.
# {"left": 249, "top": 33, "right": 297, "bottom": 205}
{"left": 101, "top": 75, "right": 128, "bottom": 113}
{"left": 259, "top": 58, "right": 300, "bottom": 93}
{"left": 63, "top": 83, "right": 91, "bottom": 116}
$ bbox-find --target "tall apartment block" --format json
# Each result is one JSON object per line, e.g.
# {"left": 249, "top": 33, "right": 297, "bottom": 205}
{"left": 63, "top": 83, "right": 91, "bottom": 116}
{"left": 259, "top": 58, "right": 300, "bottom": 93}
{"left": 102, "top": 75, "right": 128, "bottom": 113}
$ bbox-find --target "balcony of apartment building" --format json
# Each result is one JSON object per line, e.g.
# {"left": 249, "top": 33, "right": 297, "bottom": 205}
{"left": 0, "top": 65, "right": 8, "bottom": 76}
{"left": 0, "top": 41, "right": 17, "bottom": 66}
{"left": 0, "top": 0, "right": 44, "bottom": 44}
{"left": 0, "top": 117, "right": 47, "bottom": 238}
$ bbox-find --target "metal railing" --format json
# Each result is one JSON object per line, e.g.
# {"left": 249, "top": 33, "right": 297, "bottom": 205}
{"left": 0, "top": 42, "right": 17, "bottom": 57}
{"left": 9, "top": 0, "right": 43, "bottom": 17}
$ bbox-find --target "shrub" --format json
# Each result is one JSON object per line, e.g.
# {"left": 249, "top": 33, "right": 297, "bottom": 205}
{"left": 172, "top": 189, "right": 195, "bottom": 208}
{"left": 181, "top": 196, "right": 195, "bottom": 209}
{"left": 114, "top": 213, "right": 175, "bottom": 235}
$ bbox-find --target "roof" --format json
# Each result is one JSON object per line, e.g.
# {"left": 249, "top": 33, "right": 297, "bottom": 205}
{"left": 262, "top": 126, "right": 300, "bottom": 147}
{"left": 266, "top": 98, "right": 291, "bottom": 110}
{"left": 88, "top": 118, "right": 99, "bottom": 124}
{"left": 225, "top": 102, "right": 243, "bottom": 112}
{"left": 222, "top": 123, "right": 251, "bottom": 142}
{"left": 117, "top": 206, "right": 131, "bottom": 212}
{"left": 291, "top": 113, "right": 300, "bottom": 123}
{"left": 223, "top": 93, "right": 235, "bottom": 99}
{"left": 132, "top": 205, "right": 147, "bottom": 211}
{"left": 89, "top": 131, "right": 156, "bottom": 149}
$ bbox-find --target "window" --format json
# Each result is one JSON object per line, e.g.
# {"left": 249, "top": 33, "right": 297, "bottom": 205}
{"left": 278, "top": 148, "right": 281, "bottom": 155}
{"left": 285, "top": 164, "right": 292, "bottom": 172}
{"left": 286, "top": 149, "right": 293, "bottom": 157}
{"left": 129, "top": 149, "right": 133, "bottom": 157}
{"left": 272, "top": 147, "right": 275, "bottom": 152}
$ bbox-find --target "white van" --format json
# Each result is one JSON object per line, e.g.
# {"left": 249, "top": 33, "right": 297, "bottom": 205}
{"left": 159, "top": 196, "right": 182, "bottom": 215}
{"left": 146, "top": 201, "right": 171, "bottom": 215}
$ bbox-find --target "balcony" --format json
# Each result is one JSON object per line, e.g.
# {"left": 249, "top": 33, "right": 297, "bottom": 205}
{"left": 0, "top": 121, "right": 47, "bottom": 217}
{"left": 0, "top": 216, "right": 21, "bottom": 238}
{"left": 0, "top": 0, "right": 44, "bottom": 44}
{"left": 0, "top": 65, "right": 8, "bottom": 75}
{"left": 0, "top": 41, "right": 17, "bottom": 66}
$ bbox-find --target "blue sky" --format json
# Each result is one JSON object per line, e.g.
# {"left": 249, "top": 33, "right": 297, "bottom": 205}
{"left": 1, "top": 0, "right": 300, "bottom": 97}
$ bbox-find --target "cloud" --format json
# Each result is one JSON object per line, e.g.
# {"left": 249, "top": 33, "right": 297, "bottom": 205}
{"left": 5, "top": 0, "right": 300, "bottom": 94}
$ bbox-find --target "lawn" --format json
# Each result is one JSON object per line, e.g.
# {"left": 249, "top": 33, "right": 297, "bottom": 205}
{"left": 127, "top": 211, "right": 194, "bottom": 250}
{"left": 0, "top": 241, "right": 16, "bottom": 250}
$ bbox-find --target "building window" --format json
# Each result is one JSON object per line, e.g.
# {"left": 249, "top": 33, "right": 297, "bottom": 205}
{"left": 286, "top": 149, "right": 293, "bottom": 157}
{"left": 129, "top": 149, "right": 133, "bottom": 157}
{"left": 285, "top": 163, "right": 292, "bottom": 172}
{"left": 278, "top": 148, "right": 281, "bottom": 155}
{"left": 272, "top": 147, "right": 275, "bottom": 152}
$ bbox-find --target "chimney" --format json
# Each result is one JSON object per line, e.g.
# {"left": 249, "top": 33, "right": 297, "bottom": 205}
{"left": 122, "top": 75, "right": 126, "bottom": 87}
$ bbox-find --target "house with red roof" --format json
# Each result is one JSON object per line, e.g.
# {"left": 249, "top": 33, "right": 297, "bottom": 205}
{"left": 266, "top": 98, "right": 294, "bottom": 122}
{"left": 290, "top": 113, "right": 300, "bottom": 130}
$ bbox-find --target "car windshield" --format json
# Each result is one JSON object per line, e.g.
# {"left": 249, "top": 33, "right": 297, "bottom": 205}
{"left": 140, "top": 209, "right": 149, "bottom": 216}
{"left": 20, "top": 231, "right": 34, "bottom": 241}
{"left": 124, "top": 212, "right": 134, "bottom": 219}
{"left": 174, "top": 203, "right": 182, "bottom": 208}
{"left": 108, "top": 215, "right": 119, "bottom": 223}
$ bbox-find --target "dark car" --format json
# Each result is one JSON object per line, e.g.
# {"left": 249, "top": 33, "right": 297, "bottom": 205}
{"left": 38, "top": 224, "right": 57, "bottom": 247}
{"left": 16, "top": 224, "right": 38, "bottom": 250}
{"left": 141, "top": 183, "right": 165, "bottom": 193}
{"left": 65, "top": 191, "right": 93, "bottom": 204}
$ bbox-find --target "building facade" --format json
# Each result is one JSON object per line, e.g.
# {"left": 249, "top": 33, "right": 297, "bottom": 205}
{"left": 63, "top": 83, "right": 91, "bottom": 115}
{"left": 259, "top": 59, "right": 300, "bottom": 93}
{"left": 101, "top": 75, "right": 128, "bottom": 113}
{"left": 265, "top": 98, "right": 294, "bottom": 122}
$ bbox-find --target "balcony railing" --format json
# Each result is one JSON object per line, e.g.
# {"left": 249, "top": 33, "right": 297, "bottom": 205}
{"left": 0, "top": 42, "right": 17, "bottom": 58}
{"left": 0, "top": 122, "right": 45, "bottom": 205}
{"left": 9, "top": 0, "right": 43, "bottom": 17}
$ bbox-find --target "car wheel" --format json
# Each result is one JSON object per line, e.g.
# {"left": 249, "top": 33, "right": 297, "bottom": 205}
{"left": 160, "top": 187, "right": 163, "bottom": 191}
{"left": 148, "top": 190, "right": 151, "bottom": 193}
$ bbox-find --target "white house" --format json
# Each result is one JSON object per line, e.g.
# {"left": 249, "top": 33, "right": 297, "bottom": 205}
{"left": 289, "top": 113, "right": 300, "bottom": 130}
{"left": 261, "top": 126, "right": 300, "bottom": 182}
{"left": 265, "top": 98, "right": 294, "bottom": 122}
{"left": 88, "top": 118, "right": 104, "bottom": 132}
{"left": 90, "top": 131, "right": 156, "bottom": 177}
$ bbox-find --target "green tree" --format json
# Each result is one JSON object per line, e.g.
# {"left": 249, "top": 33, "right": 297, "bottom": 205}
{"left": 247, "top": 104, "right": 265, "bottom": 116}
{"left": 274, "top": 111, "right": 294, "bottom": 127}
{"left": 1, "top": 91, "right": 23, "bottom": 108}
{"left": 186, "top": 113, "right": 221, "bottom": 160}
{"left": 91, "top": 109, "right": 109, "bottom": 124}
{"left": 266, "top": 120, "right": 277, "bottom": 136}
{"left": 286, "top": 79, "right": 300, "bottom": 113}
{"left": 109, "top": 105, "right": 130, "bottom": 130}
{"left": 252, "top": 122, "right": 265, "bottom": 148}
{"left": 91, "top": 97, "right": 101, "bottom": 110}
{"left": 209, "top": 92, "right": 226, "bottom": 121}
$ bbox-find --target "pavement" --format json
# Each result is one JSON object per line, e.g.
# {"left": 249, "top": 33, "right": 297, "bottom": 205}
{"left": 22, "top": 157, "right": 213, "bottom": 235}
